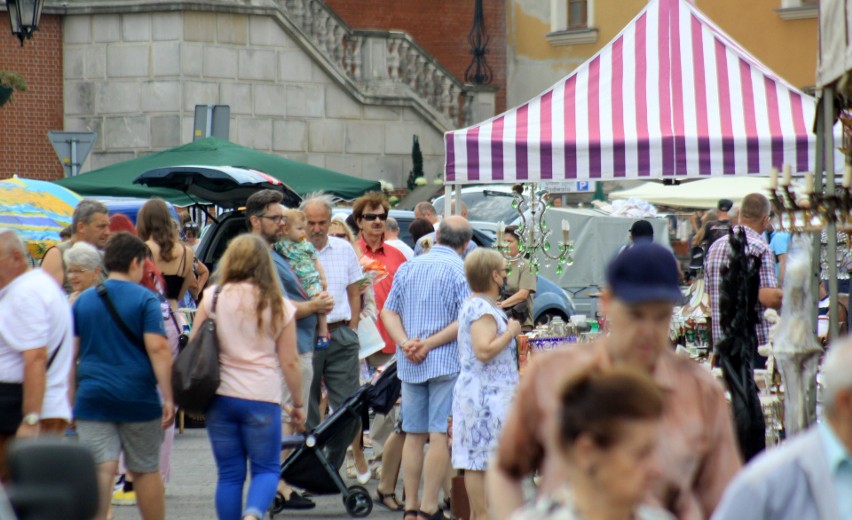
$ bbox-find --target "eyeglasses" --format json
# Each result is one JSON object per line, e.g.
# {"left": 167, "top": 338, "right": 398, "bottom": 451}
{"left": 259, "top": 215, "right": 286, "bottom": 224}
{"left": 360, "top": 213, "right": 388, "bottom": 221}
{"left": 67, "top": 268, "right": 91, "bottom": 275}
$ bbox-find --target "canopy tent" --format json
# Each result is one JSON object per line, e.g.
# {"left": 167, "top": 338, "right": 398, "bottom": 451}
{"left": 445, "top": 0, "right": 838, "bottom": 184}
{"left": 816, "top": 0, "right": 852, "bottom": 90}
{"left": 54, "top": 138, "right": 381, "bottom": 204}
{"left": 609, "top": 177, "right": 771, "bottom": 209}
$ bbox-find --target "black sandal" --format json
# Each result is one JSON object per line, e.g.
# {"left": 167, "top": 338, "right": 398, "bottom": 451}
{"left": 376, "top": 490, "right": 403, "bottom": 511}
{"left": 403, "top": 509, "right": 419, "bottom": 520}
{"left": 417, "top": 508, "right": 445, "bottom": 520}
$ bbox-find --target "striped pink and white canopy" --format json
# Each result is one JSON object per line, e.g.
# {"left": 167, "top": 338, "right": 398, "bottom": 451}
{"left": 445, "top": 0, "right": 826, "bottom": 184}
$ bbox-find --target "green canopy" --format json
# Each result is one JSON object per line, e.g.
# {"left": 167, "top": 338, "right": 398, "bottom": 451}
{"left": 54, "top": 138, "right": 381, "bottom": 204}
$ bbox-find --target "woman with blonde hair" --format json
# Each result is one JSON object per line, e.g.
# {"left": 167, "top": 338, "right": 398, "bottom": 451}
{"left": 137, "top": 199, "right": 194, "bottom": 311}
{"left": 453, "top": 248, "right": 523, "bottom": 520}
{"left": 193, "top": 234, "right": 304, "bottom": 520}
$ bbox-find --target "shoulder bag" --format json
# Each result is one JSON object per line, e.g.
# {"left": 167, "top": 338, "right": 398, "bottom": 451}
{"left": 172, "top": 286, "right": 222, "bottom": 414}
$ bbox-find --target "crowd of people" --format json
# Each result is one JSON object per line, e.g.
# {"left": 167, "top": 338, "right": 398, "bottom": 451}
{"left": 0, "top": 189, "right": 850, "bottom": 520}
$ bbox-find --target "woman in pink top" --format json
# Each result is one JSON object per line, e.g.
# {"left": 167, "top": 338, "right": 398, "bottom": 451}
{"left": 192, "top": 234, "right": 303, "bottom": 520}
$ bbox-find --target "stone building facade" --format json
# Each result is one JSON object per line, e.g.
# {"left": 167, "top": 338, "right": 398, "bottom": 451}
{"left": 58, "top": 0, "right": 499, "bottom": 188}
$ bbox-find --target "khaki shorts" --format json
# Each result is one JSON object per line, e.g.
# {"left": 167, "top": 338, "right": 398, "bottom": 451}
{"left": 77, "top": 419, "right": 164, "bottom": 474}
{"left": 282, "top": 351, "right": 314, "bottom": 422}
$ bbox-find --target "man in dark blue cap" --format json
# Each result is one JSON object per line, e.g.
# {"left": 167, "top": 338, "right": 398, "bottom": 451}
{"left": 488, "top": 243, "right": 741, "bottom": 520}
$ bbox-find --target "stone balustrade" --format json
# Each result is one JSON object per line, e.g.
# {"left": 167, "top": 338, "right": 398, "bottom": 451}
{"left": 281, "top": 0, "right": 474, "bottom": 130}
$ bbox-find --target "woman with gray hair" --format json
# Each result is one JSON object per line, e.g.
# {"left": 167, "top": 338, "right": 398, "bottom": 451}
{"left": 63, "top": 241, "right": 102, "bottom": 304}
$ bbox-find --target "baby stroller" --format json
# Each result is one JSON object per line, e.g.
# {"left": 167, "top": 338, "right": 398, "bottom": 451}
{"left": 270, "top": 359, "right": 401, "bottom": 518}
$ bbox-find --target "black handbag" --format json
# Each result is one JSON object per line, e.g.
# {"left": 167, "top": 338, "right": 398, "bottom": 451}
{"left": 499, "top": 286, "right": 529, "bottom": 322}
{"left": 172, "top": 286, "right": 222, "bottom": 414}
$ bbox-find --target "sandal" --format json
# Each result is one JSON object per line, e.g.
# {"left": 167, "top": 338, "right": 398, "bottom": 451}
{"left": 376, "top": 490, "right": 403, "bottom": 511}
{"left": 404, "top": 509, "right": 419, "bottom": 520}
{"left": 418, "top": 508, "right": 445, "bottom": 520}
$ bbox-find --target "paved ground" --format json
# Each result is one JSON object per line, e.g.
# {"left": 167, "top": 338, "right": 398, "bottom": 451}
{"left": 112, "top": 428, "right": 401, "bottom": 520}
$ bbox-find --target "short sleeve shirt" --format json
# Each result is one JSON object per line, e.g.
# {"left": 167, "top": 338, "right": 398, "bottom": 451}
{"left": 357, "top": 237, "right": 408, "bottom": 354}
{"left": 704, "top": 226, "right": 778, "bottom": 346}
{"left": 316, "top": 237, "right": 364, "bottom": 323}
{"left": 73, "top": 279, "right": 167, "bottom": 422}
{"left": 0, "top": 269, "right": 75, "bottom": 421}
{"left": 384, "top": 245, "right": 471, "bottom": 382}
{"left": 506, "top": 259, "right": 537, "bottom": 329}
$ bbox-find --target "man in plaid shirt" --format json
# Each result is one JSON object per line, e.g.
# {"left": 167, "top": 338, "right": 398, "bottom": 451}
{"left": 705, "top": 193, "right": 783, "bottom": 364}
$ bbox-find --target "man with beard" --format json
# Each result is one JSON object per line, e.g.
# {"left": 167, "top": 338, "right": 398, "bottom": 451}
{"left": 246, "top": 190, "right": 333, "bottom": 510}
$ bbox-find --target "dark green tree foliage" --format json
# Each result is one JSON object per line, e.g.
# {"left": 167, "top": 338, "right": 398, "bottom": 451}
{"left": 407, "top": 135, "right": 424, "bottom": 191}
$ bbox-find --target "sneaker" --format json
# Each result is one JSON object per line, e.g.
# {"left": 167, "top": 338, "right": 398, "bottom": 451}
{"left": 111, "top": 488, "right": 137, "bottom": 506}
{"left": 112, "top": 475, "right": 125, "bottom": 494}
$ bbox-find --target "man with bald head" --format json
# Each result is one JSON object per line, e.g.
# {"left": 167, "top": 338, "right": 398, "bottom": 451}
{"left": 0, "top": 229, "right": 74, "bottom": 476}
{"left": 705, "top": 193, "right": 783, "bottom": 367}
{"left": 414, "top": 201, "right": 441, "bottom": 230}
{"left": 382, "top": 216, "right": 473, "bottom": 519}
{"left": 713, "top": 337, "right": 852, "bottom": 519}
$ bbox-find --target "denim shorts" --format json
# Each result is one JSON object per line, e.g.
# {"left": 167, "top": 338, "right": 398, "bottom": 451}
{"left": 401, "top": 374, "right": 458, "bottom": 434}
{"left": 76, "top": 419, "right": 163, "bottom": 473}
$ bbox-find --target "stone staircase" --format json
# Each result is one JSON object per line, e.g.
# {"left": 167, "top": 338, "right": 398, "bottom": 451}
{"left": 274, "top": 0, "right": 479, "bottom": 132}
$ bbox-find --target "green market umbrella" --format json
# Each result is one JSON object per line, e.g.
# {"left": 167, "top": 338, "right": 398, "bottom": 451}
{"left": 54, "top": 138, "right": 381, "bottom": 204}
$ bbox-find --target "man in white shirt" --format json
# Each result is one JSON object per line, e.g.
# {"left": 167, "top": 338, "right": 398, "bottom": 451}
{"left": 0, "top": 229, "right": 74, "bottom": 477}
{"left": 385, "top": 217, "right": 414, "bottom": 260}
{"left": 301, "top": 194, "right": 365, "bottom": 463}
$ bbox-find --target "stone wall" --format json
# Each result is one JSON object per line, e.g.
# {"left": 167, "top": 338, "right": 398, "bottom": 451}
{"left": 63, "top": 11, "right": 447, "bottom": 187}
{"left": 0, "top": 14, "right": 65, "bottom": 180}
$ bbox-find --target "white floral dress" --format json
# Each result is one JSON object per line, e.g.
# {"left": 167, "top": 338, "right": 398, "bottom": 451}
{"left": 451, "top": 296, "right": 519, "bottom": 471}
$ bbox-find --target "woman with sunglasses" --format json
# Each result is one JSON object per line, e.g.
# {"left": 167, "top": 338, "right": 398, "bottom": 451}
{"left": 453, "top": 248, "right": 523, "bottom": 520}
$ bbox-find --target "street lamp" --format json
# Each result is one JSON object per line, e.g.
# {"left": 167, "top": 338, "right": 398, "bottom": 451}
{"left": 6, "top": 0, "right": 44, "bottom": 46}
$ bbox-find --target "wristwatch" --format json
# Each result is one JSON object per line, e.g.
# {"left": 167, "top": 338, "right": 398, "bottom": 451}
{"left": 22, "top": 413, "right": 40, "bottom": 426}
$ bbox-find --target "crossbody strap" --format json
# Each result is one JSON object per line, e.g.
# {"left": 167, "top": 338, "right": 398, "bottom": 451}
{"left": 96, "top": 284, "right": 146, "bottom": 353}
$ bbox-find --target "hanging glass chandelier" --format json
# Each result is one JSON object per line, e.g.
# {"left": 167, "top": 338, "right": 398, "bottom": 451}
{"left": 496, "top": 183, "right": 574, "bottom": 275}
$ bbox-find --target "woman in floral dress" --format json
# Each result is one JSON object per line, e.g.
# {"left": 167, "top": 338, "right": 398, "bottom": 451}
{"left": 453, "top": 248, "right": 523, "bottom": 520}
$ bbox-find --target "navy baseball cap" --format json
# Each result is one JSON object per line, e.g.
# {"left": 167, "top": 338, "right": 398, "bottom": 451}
{"left": 718, "top": 199, "right": 734, "bottom": 212}
{"left": 607, "top": 243, "right": 684, "bottom": 304}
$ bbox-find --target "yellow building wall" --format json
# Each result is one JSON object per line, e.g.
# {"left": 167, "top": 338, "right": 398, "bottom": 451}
{"left": 506, "top": 0, "right": 818, "bottom": 106}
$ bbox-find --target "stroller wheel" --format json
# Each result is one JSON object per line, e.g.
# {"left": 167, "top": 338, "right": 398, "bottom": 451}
{"left": 270, "top": 492, "right": 285, "bottom": 515}
{"left": 343, "top": 485, "right": 373, "bottom": 518}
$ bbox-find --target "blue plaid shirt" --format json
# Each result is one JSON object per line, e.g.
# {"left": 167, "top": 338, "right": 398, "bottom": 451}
{"left": 384, "top": 245, "right": 471, "bottom": 383}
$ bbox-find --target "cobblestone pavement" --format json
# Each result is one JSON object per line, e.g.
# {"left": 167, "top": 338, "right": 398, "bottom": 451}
{"left": 112, "top": 428, "right": 401, "bottom": 520}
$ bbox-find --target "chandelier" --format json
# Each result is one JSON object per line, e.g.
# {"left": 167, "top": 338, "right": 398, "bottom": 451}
{"left": 496, "top": 183, "right": 574, "bottom": 275}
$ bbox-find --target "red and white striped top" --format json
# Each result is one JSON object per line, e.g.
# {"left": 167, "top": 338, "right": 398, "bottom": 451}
{"left": 445, "top": 0, "right": 832, "bottom": 184}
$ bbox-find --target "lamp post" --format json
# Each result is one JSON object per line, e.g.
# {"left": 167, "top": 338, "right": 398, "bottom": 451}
{"left": 464, "top": 0, "right": 492, "bottom": 85}
{"left": 6, "top": 0, "right": 44, "bottom": 46}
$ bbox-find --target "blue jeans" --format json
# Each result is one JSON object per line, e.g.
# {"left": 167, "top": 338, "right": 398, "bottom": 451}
{"left": 206, "top": 395, "right": 282, "bottom": 520}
